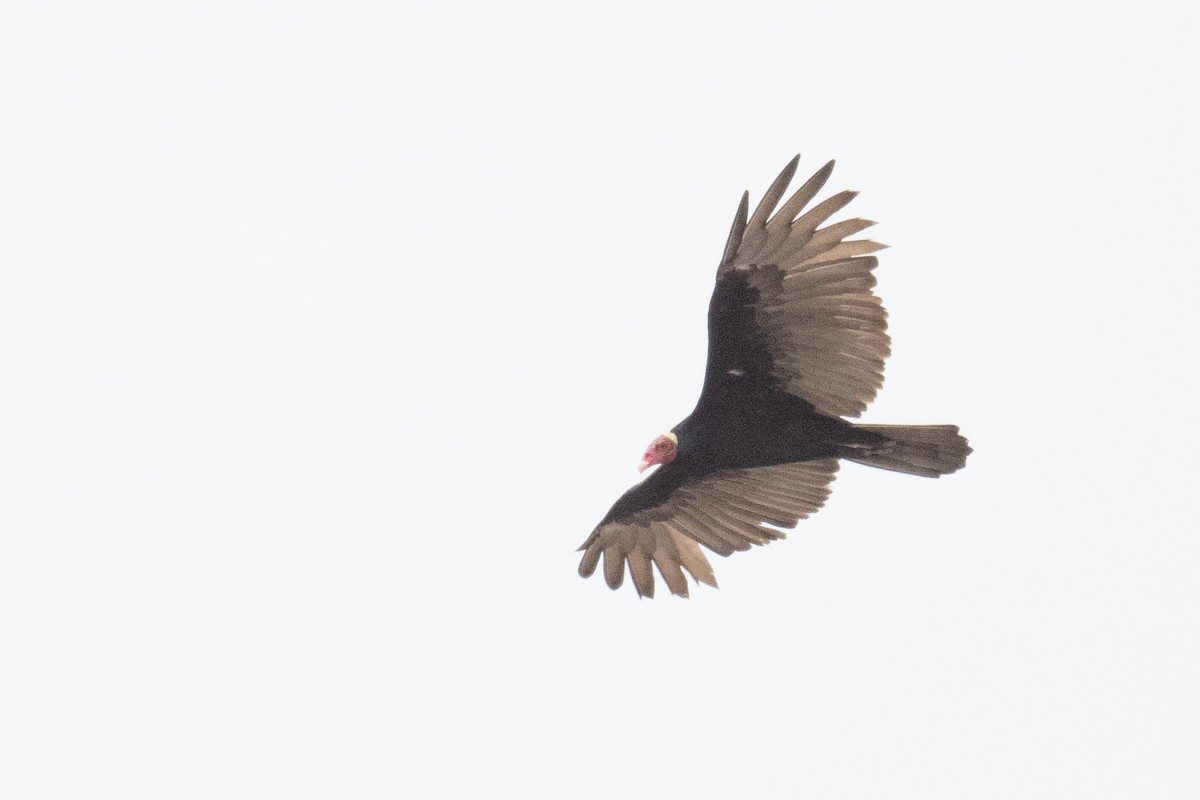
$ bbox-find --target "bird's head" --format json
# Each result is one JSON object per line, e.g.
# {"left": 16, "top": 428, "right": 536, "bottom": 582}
{"left": 638, "top": 432, "right": 678, "bottom": 473}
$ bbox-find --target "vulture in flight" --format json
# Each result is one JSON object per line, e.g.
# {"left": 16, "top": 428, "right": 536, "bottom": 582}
{"left": 578, "top": 156, "right": 970, "bottom": 597}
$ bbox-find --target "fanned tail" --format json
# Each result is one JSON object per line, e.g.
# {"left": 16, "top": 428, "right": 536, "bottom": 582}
{"left": 846, "top": 424, "right": 971, "bottom": 477}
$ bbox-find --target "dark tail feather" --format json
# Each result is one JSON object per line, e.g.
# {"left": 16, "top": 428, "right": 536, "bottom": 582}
{"left": 846, "top": 424, "right": 971, "bottom": 477}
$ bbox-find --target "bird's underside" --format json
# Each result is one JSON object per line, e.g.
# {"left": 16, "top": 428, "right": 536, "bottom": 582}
{"left": 578, "top": 156, "right": 971, "bottom": 598}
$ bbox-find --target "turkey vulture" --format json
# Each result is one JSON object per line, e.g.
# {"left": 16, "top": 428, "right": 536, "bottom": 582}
{"left": 578, "top": 155, "right": 971, "bottom": 597}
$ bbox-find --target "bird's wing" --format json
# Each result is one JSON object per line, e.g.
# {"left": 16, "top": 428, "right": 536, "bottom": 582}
{"left": 577, "top": 459, "right": 839, "bottom": 597}
{"left": 703, "top": 156, "right": 889, "bottom": 417}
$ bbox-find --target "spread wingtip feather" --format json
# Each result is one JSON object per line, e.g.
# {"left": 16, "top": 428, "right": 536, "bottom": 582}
{"left": 719, "top": 191, "right": 750, "bottom": 270}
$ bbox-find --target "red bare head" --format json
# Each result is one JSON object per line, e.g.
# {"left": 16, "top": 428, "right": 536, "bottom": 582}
{"left": 638, "top": 432, "right": 678, "bottom": 473}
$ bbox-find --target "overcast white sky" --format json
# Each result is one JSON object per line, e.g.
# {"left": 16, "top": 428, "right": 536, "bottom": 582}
{"left": 2, "top": 1, "right": 1198, "bottom": 797}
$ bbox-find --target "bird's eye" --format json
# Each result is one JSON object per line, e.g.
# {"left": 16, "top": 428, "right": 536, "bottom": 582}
{"left": 656, "top": 442, "right": 671, "bottom": 451}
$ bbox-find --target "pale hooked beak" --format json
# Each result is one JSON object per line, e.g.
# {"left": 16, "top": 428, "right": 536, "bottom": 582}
{"left": 637, "top": 460, "right": 651, "bottom": 473}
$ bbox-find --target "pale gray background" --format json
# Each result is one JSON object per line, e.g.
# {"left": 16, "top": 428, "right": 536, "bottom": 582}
{"left": 2, "top": 1, "right": 1197, "bottom": 797}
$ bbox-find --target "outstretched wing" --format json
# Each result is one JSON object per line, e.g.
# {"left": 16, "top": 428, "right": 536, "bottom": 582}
{"left": 577, "top": 459, "right": 839, "bottom": 597}
{"left": 703, "top": 157, "right": 890, "bottom": 417}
